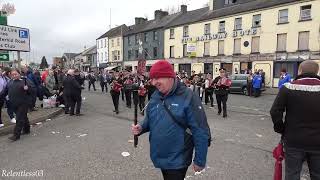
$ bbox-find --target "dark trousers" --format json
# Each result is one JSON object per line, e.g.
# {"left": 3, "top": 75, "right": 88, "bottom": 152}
{"left": 161, "top": 168, "right": 188, "bottom": 180}
{"left": 139, "top": 96, "right": 146, "bottom": 112}
{"left": 216, "top": 94, "right": 228, "bottom": 115}
{"left": 285, "top": 146, "right": 320, "bottom": 180}
{"left": 253, "top": 88, "right": 261, "bottom": 97}
{"left": 125, "top": 90, "right": 132, "bottom": 108}
{"left": 12, "top": 104, "right": 30, "bottom": 137}
{"left": 205, "top": 89, "right": 214, "bottom": 107}
{"left": 247, "top": 83, "right": 253, "bottom": 96}
{"left": 88, "top": 81, "right": 96, "bottom": 91}
{"left": 0, "top": 100, "right": 4, "bottom": 124}
{"left": 100, "top": 82, "right": 108, "bottom": 93}
{"left": 63, "top": 95, "right": 70, "bottom": 113}
{"left": 6, "top": 100, "right": 14, "bottom": 119}
{"left": 121, "top": 89, "right": 125, "bottom": 101}
{"left": 68, "top": 95, "right": 81, "bottom": 115}
{"left": 111, "top": 91, "right": 120, "bottom": 112}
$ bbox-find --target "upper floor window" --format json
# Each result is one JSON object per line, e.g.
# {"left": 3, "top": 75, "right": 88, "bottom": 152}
{"left": 204, "top": 23, "right": 211, "bottom": 35}
{"left": 225, "top": 0, "right": 237, "bottom": 5}
{"left": 183, "top": 26, "right": 189, "bottom": 37}
{"left": 251, "top": 36, "right": 260, "bottom": 53}
{"left": 104, "top": 39, "right": 107, "bottom": 48}
{"left": 111, "top": 40, "right": 114, "bottom": 47}
{"left": 298, "top": 31, "right": 309, "bottom": 51}
{"left": 219, "top": 21, "right": 225, "bottom": 32}
{"left": 278, "top": 9, "right": 288, "bottom": 24}
{"left": 170, "top": 46, "right": 174, "bottom": 58}
{"left": 128, "top": 37, "right": 131, "bottom": 46}
{"left": 252, "top": 14, "right": 261, "bottom": 27}
{"left": 234, "top": 18, "right": 242, "bottom": 30}
{"left": 135, "top": 35, "right": 139, "bottom": 44}
{"left": 170, "top": 29, "right": 175, "bottom": 39}
{"left": 153, "top": 47, "right": 158, "bottom": 58}
{"left": 97, "top": 41, "right": 99, "bottom": 49}
{"left": 277, "top": 33, "right": 287, "bottom": 52}
{"left": 153, "top": 31, "right": 158, "bottom": 41}
{"left": 300, "top": 5, "right": 311, "bottom": 21}
{"left": 117, "top": 38, "right": 120, "bottom": 46}
{"left": 144, "top": 33, "right": 148, "bottom": 43}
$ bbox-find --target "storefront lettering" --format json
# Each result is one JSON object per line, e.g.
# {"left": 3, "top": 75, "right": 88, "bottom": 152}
{"left": 182, "top": 28, "right": 258, "bottom": 43}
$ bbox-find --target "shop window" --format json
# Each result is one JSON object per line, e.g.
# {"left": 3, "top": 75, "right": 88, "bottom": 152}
{"left": 251, "top": 36, "right": 260, "bottom": 53}
{"left": 274, "top": 62, "right": 300, "bottom": 78}
{"left": 233, "top": 38, "right": 241, "bottom": 54}
{"left": 218, "top": 40, "right": 224, "bottom": 55}
{"left": 204, "top": 63, "right": 213, "bottom": 75}
{"left": 204, "top": 42, "right": 210, "bottom": 56}
{"left": 179, "top": 64, "right": 191, "bottom": 77}
{"left": 298, "top": 31, "right": 309, "bottom": 51}
{"left": 277, "top": 33, "right": 287, "bottom": 52}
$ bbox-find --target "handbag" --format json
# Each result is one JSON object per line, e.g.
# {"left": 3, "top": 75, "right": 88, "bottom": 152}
{"left": 162, "top": 100, "right": 212, "bottom": 147}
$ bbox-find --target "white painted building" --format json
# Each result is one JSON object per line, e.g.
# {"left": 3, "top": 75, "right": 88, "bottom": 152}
{"left": 96, "top": 33, "right": 109, "bottom": 68}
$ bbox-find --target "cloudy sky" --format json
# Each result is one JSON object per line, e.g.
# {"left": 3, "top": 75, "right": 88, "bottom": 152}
{"left": 5, "top": 0, "right": 208, "bottom": 64}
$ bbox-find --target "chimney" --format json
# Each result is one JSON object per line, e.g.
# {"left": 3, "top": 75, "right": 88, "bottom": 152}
{"left": 181, "top": 5, "right": 187, "bottom": 13}
{"left": 209, "top": 0, "right": 214, "bottom": 10}
{"left": 155, "top": 10, "right": 168, "bottom": 20}
{"left": 135, "top": 17, "right": 147, "bottom": 25}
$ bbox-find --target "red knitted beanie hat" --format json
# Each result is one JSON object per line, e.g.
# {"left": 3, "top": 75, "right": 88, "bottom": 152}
{"left": 149, "top": 60, "right": 175, "bottom": 79}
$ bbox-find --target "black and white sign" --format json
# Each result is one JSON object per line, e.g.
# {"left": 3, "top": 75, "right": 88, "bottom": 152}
{"left": 0, "top": 25, "right": 30, "bottom": 52}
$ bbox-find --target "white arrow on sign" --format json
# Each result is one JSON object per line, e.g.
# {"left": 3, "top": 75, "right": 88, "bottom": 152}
{"left": 0, "top": 55, "right": 8, "bottom": 59}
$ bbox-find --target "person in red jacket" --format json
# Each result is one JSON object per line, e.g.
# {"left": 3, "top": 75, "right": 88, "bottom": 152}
{"left": 41, "top": 69, "right": 49, "bottom": 83}
{"left": 110, "top": 75, "right": 123, "bottom": 114}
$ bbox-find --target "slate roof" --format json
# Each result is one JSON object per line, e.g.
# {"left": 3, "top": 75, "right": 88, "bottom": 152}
{"left": 97, "top": 24, "right": 128, "bottom": 40}
{"left": 200, "top": 0, "right": 304, "bottom": 22}
{"left": 63, "top": 53, "right": 78, "bottom": 59}
{"left": 82, "top": 45, "right": 97, "bottom": 55}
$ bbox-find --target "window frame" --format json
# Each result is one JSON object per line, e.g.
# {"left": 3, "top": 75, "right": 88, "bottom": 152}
{"left": 252, "top": 14, "right": 261, "bottom": 28}
{"left": 170, "top": 29, "right": 175, "bottom": 39}
{"left": 300, "top": 5, "right": 312, "bottom": 21}
{"left": 183, "top": 26, "right": 189, "bottom": 37}
{"left": 278, "top": 9, "right": 289, "bottom": 24}
{"left": 234, "top": 17, "right": 242, "bottom": 30}
{"left": 219, "top": 21, "right": 225, "bottom": 33}
{"left": 204, "top": 23, "right": 211, "bottom": 35}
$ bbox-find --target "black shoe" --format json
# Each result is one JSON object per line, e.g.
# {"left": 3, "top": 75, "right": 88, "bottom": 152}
{"left": 223, "top": 114, "right": 227, "bottom": 118}
{"left": 115, "top": 111, "right": 119, "bottom": 114}
{"left": 8, "top": 136, "right": 20, "bottom": 141}
{"left": 65, "top": 112, "right": 69, "bottom": 114}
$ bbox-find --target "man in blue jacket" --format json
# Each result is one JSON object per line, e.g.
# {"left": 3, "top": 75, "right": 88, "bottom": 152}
{"left": 252, "top": 72, "right": 262, "bottom": 97}
{"left": 278, "top": 68, "right": 291, "bottom": 89}
{"left": 132, "top": 60, "right": 211, "bottom": 180}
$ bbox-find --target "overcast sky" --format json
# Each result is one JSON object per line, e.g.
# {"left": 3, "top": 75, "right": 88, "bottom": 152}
{"left": 4, "top": 0, "right": 208, "bottom": 64}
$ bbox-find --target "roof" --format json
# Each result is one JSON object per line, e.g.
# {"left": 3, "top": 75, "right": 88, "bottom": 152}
{"left": 200, "top": 0, "right": 304, "bottom": 22}
{"left": 97, "top": 24, "right": 128, "bottom": 40}
{"left": 165, "top": 7, "right": 209, "bottom": 28}
{"left": 82, "top": 45, "right": 97, "bottom": 55}
{"left": 63, "top": 53, "right": 78, "bottom": 59}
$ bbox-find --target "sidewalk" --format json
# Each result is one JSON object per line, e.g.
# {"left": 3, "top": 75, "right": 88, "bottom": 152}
{"left": 262, "top": 87, "right": 278, "bottom": 95}
{"left": 0, "top": 107, "right": 64, "bottom": 136}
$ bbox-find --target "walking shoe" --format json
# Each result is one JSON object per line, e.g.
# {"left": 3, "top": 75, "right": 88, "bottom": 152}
{"left": 10, "top": 118, "right": 16, "bottom": 124}
{"left": 8, "top": 136, "right": 20, "bottom": 141}
{"left": 0, "top": 124, "right": 4, "bottom": 128}
{"left": 223, "top": 114, "right": 227, "bottom": 118}
{"left": 59, "top": 104, "right": 65, "bottom": 108}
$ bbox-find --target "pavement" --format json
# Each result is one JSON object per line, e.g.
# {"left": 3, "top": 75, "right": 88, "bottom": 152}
{"left": 0, "top": 105, "right": 64, "bottom": 136}
{"left": 0, "top": 86, "right": 311, "bottom": 180}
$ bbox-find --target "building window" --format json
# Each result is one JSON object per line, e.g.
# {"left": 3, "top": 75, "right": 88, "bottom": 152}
{"left": 105, "top": 39, "right": 107, "bottom": 48}
{"left": 278, "top": 9, "right": 288, "bottom": 24}
{"left": 219, "top": 21, "right": 225, "bottom": 32}
{"left": 277, "top": 33, "right": 287, "bottom": 52}
{"left": 117, "top": 38, "right": 120, "bottom": 46}
{"left": 128, "top": 50, "right": 132, "bottom": 60}
{"left": 274, "top": 62, "right": 299, "bottom": 78}
{"left": 183, "top": 26, "right": 189, "bottom": 37}
{"left": 135, "top": 50, "right": 139, "bottom": 58}
{"left": 204, "top": 42, "right": 210, "bottom": 56}
{"left": 204, "top": 23, "right": 211, "bottom": 35}
{"left": 298, "top": 31, "right": 309, "bottom": 51}
{"left": 234, "top": 18, "right": 242, "bottom": 30}
{"left": 252, "top": 14, "right": 261, "bottom": 27}
{"left": 170, "top": 46, "right": 174, "bottom": 58}
{"left": 153, "top": 31, "right": 158, "bottom": 41}
{"left": 300, "top": 5, "right": 311, "bottom": 21}
{"left": 251, "top": 36, "right": 260, "bottom": 53}
{"left": 105, "top": 52, "right": 107, "bottom": 61}
{"left": 183, "top": 44, "right": 187, "bottom": 57}
{"left": 100, "top": 41, "right": 103, "bottom": 49}
{"left": 218, "top": 40, "right": 224, "bottom": 55}
{"left": 111, "top": 40, "right": 114, "bottom": 47}
{"left": 233, "top": 38, "right": 241, "bottom": 54}
{"left": 112, "top": 51, "right": 118, "bottom": 61}
{"left": 101, "top": 53, "right": 103, "bottom": 61}
{"left": 128, "top": 37, "right": 131, "bottom": 46}
{"left": 170, "top": 29, "right": 175, "bottom": 39}
{"left": 144, "top": 48, "right": 149, "bottom": 59}
{"left": 97, "top": 41, "right": 99, "bottom": 49}
{"left": 225, "top": 0, "right": 237, "bottom": 5}
{"left": 153, "top": 47, "right": 158, "bottom": 58}
{"left": 135, "top": 35, "right": 139, "bottom": 44}
{"left": 144, "top": 33, "right": 148, "bottom": 43}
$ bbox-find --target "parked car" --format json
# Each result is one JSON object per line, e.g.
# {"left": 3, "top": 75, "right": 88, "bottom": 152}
{"left": 229, "top": 74, "right": 249, "bottom": 95}
{"left": 228, "top": 74, "right": 266, "bottom": 95}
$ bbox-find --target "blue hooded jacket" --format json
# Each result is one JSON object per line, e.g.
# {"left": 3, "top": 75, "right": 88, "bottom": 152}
{"left": 252, "top": 74, "right": 262, "bottom": 89}
{"left": 140, "top": 80, "right": 210, "bottom": 170}
{"left": 278, "top": 73, "right": 291, "bottom": 89}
